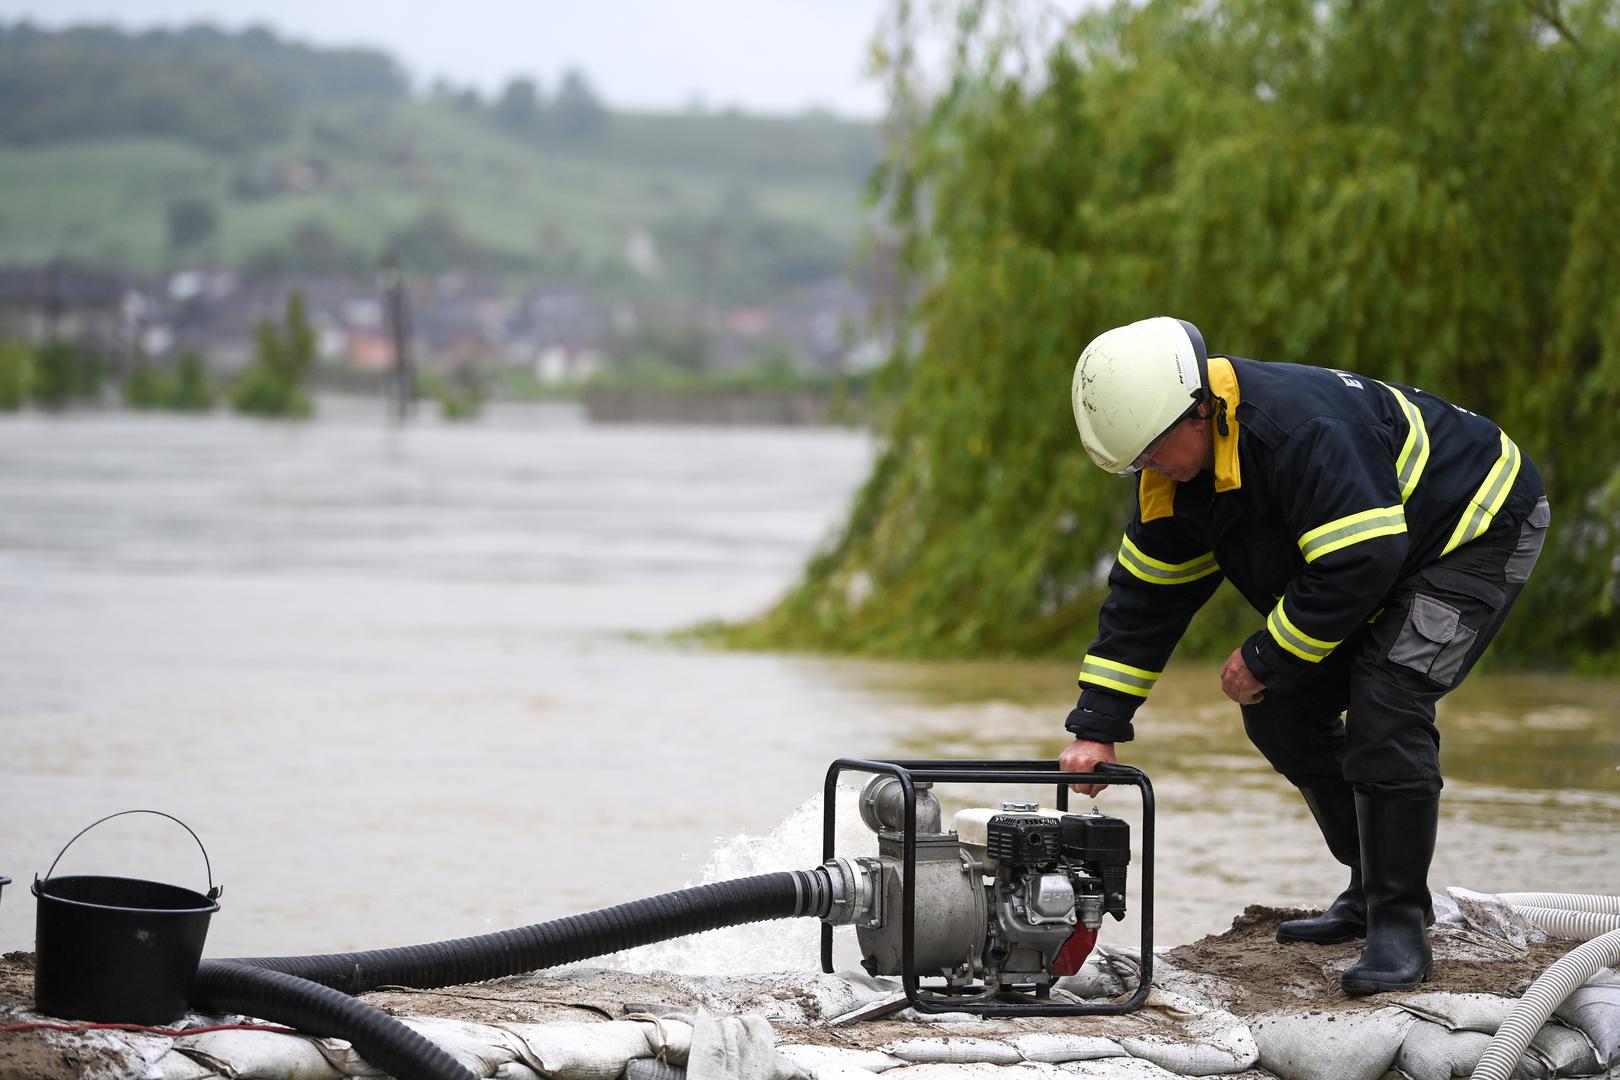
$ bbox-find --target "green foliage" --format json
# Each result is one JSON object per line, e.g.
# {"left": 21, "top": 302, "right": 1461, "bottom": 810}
{"left": 29, "top": 341, "right": 103, "bottom": 409}
{"left": 420, "top": 365, "right": 488, "bottom": 422}
{"left": 166, "top": 197, "right": 218, "bottom": 252}
{"left": 552, "top": 69, "right": 608, "bottom": 140}
{"left": 0, "top": 340, "right": 30, "bottom": 410}
{"left": 0, "top": 22, "right": 404, "bottom": 151}
{"left": 490, "top": 69, "right": 607, "bottom": 142}
{"left": 735, "top": 0, "right": 1620, "bottom": 670}
{"left": 125, "top": 353, "right": 215, "bottom": 411}
{"left": 232, "top": 292, "right": 314, "bottom": 418}
{"left": 494, "top": 78, "right": 544, "bottom": 135}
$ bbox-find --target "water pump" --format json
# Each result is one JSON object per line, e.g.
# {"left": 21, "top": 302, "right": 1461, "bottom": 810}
{"left": 815, "top": 759, "right": 1153, "bottom": 1017}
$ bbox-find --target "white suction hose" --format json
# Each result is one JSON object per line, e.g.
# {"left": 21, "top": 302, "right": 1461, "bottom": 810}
{"left": 1467, "top": 892, "right": 1620, "bottom": 1080}
{"left": 1494, "top": 893, "right": 1620, "bottom": 916}
{"left": 1508, "top": 907, "right": 1620, "bottom": 939}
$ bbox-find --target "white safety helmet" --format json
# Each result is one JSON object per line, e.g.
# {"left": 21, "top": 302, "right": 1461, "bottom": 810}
{"left": 1071, "top": 316, "right": 1208, "bottom": 474}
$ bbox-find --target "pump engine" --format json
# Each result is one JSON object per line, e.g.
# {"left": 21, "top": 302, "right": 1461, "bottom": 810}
{"left": 820, "top": 775, "right": 1132, "bottom": 996}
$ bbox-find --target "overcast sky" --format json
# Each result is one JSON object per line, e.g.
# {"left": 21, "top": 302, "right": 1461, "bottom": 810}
{"left": 0, "top": 1, "right": 914, "bottom": 117}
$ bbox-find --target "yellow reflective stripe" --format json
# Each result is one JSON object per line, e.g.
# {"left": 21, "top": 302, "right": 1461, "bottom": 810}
{"left": 1384, "top": 384, "right": 1430, "bottom": 502}
{"left": 1297, "top": 505, "right": 1407, "bottom": 563}
{"left": 1442, "top": 431, "right": 1521, "bottom": 556}
{"left": 1118, "top": 535, "right": 1220, "bottom": 585}
{"left": 1266, "top": 602, "right": 1340, "bottom": 663}
{"left": 1078, "top": 654, "right": 1161, "bottom": 698}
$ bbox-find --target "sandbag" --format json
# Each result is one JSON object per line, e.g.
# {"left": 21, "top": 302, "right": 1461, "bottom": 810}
{"left": 1037, "top": 1058, "right": 1186, "bottom": 1077}
{"left": 1121, "top": 989, "right": 1257, "bottom": 1076}
{"left": 1120, "top": 1031, "right": 1256, "bottom": 1075}
{"left": 619, "top": 1014, "right": 695, "bottom": 1067}
{"left": 398, "top": 1017, "right": 526, "bottom": 1077}
{"left": 508, "top": 1018, "right": 685, "bottom": 1080}
{"left": 1393, "top": 1018, "right": 1492, "bottom": 1080}
{"left": 1555, "top": 969, "right": 1620, "bottom": 1067}
{"left": 1526, "top": 1020, "right": 1601, "bottom": 1076}
{"left": 880, "top": 1036, "right": 1023, "bottom": 1065}
{"left": 777, "top": 1043, "right": 907, "bottom": 1075}
{"left": 493, "top": 1064, "right": 545, "bottom": 1080}
{"left": 176, "top": 1029, "right": 345, "bottom": 1080}
{"left": 882, "top": 1062, "right": 1179, "bottom": 1079}
{"left": 687, "top": 1008, "right": 790, "bottom": 1080}
{"left": 1007, "top": 1032, "right": 1127, "bottom": 1063}
{"left": 150, "top": 1048, "right": 220, "bottom": 1080}
{"left": 1388, "top": 992, "right": 1515, "bottom": 1034}
{"left": 1251, "top": 1007, "right": 1417, "bottom": 1080}
{"left": 878, "top": 1066, "right": 1057, "bottom": 1079}
{"left": 625, "top": 1059, "right": 689, "bottom": 1080}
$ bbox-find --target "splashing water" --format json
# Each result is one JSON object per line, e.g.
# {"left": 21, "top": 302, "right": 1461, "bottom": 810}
{"left": 600, "top": 789, "right": 875, "bottom": 974}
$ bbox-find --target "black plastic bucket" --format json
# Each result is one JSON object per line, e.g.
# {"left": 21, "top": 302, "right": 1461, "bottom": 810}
{"left": 32, "top": 811, "right": 222, "bottom": 1025}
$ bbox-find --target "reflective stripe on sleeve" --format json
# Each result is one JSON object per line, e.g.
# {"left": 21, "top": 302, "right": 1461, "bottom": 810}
{"left": 1297, "top": 505, "right": 1407, "bottom": 563}
{"left": 1117, "top": 535, "right": 1220, "bottom": 586}
{"left": 1078, "top": 654, "right": 1161, "bottom": 698}
{"left": 1442, "top": 431, "right": 1521, "bottom": 556}
{"left": 1385, "top": 385, "right": 1430, "bottom": 502}
{"left": 1266, "top": 602, "right": 1340, "bottom": 664}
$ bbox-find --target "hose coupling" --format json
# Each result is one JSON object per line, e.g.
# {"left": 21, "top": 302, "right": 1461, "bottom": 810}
{"left": 818, "top": 856, "right": 884, "bottom": 928}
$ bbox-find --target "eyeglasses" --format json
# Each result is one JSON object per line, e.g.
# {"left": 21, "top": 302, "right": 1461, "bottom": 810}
{"left": 1122, "top": 399, "right": 1202, "bottom": 475}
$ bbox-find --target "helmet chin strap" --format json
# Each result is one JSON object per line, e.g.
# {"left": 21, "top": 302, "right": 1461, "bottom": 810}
{"left": 1192, "top": 387, "right": 1231, "bottom": 436}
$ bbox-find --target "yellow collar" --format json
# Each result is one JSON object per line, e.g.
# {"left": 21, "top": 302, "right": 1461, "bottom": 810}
{"left": 1138, "top": 356, "right": 1242, "bottom": 522}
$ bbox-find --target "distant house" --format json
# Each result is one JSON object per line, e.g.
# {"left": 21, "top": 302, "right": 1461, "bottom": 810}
{"left": 0, "top": 265, "right": 138, "bottom": 356}
{"left": 412, "top": 275, "right": 510, "bottom": 371}
{"left": 504, "top": 287, "right": 610, "bottom": 384}
{"left": 706, "top": 276, "right": 880, "bottom": 375}
{"left": 163, "top": 274, "right": 396, "bottom": 372}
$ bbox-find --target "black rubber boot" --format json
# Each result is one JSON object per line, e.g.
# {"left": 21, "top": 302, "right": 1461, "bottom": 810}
{"left": 1277, "top": 781, "right": 1366, "bottom": 944}
{"left": 1341, "top": 792, "right": 1437, "bottom": 995}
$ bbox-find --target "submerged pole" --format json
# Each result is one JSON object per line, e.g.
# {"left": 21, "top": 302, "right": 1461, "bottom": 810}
{"left": 380, "top": 249, "right": 415, "bottom": 422}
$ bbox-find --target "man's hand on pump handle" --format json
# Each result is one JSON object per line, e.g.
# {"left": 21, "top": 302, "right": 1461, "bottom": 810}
{"left": 1062, "top": 652, "right": 1265, "bottom": 795}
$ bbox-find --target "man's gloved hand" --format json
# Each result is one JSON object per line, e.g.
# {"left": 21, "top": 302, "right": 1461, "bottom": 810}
{"left": 1059, "top": 738, "right": 1118, "bottom": 797}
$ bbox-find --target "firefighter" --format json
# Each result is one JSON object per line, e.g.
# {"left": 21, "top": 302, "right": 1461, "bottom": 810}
{"left": 1059, "top": 316, "right": 1550, "bottom": 995}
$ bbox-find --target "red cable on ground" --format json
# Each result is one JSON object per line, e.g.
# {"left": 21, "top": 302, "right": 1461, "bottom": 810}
{"left": 0, "top": 1021, "right": 301, "bottom": 1036}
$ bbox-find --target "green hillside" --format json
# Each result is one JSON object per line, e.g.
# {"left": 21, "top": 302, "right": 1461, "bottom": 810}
{"left": 0, "top": 23, "right": 882, "bottom": 308}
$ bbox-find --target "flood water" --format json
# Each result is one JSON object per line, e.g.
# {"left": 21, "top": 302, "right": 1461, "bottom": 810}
{"left": 1, "top": 401, "right": 1615, "bottom": 972}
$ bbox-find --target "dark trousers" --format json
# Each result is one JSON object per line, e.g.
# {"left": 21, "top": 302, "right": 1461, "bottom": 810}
{"left": 1243, "top": 481, "right": 1550, "bottom": 800}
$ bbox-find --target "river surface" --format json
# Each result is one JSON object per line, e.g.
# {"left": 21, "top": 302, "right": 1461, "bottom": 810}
{"left": 1, "top": 401, "right": 1615, "bottom": 973}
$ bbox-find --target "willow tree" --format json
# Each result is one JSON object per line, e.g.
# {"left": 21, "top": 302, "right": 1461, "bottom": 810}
{"left": 738, "top": 0, "right": 1620, "bottom": 670}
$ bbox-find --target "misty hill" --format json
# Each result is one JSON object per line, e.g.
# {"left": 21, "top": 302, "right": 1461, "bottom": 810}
{"left": 0, "top": 22, "right": 884, "bottom": 311}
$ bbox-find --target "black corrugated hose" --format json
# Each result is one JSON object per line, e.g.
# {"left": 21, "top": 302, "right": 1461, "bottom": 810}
{"left": 192, "top": 870, "right": 832, "bottom": 1080}
{"left": 194, "top": 961, "right": 475, "bottom": 1080}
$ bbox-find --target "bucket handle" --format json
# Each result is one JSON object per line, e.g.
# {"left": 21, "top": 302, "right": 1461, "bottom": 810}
{"left": 40, "top": 810, "right": 222, "bottom": 900}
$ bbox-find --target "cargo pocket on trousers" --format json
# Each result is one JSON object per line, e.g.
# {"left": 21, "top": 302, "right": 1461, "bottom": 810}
{"left": 1388, "top": 594, "right": 1478, "bottom": 688}
{"left": 1505, "top": 496, "right": 1551, "bottom": 584}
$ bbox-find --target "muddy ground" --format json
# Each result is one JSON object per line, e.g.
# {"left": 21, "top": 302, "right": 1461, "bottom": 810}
{"left": 1161, "top": 905, "right": 1571, "bottom": 1015}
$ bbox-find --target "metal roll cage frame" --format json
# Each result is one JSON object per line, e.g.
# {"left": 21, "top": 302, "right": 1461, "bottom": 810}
{"left": 820, "top": 758, "right": 1154, "bottom": 1017}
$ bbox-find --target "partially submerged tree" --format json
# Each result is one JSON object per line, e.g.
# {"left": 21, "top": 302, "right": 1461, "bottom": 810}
{"left": 738, "top": 0, "right": 1620, "bottom": 670}
{"left": 232, "top": 291, "right": 315, "bottom": 418}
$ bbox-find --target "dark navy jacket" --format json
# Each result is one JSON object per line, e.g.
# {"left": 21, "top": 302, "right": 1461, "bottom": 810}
{"left": 1066, "top": 355, "right": 1528, "bottom": 743}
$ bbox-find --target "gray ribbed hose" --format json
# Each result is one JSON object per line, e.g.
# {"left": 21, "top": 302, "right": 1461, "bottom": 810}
{"left": 1468, "top": 893, "right": 1620, "bottom": 1080}
{"left": 1494, "top": 892, "right": 1620, "bottom": 939}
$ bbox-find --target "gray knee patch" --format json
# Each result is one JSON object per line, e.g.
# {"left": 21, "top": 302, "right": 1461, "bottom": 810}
{"left": 1505, "top": 496, "right": 1551, "bottom": 584}
{"left": 1388, "top": 595, "right": 1477, "bottom": 688}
